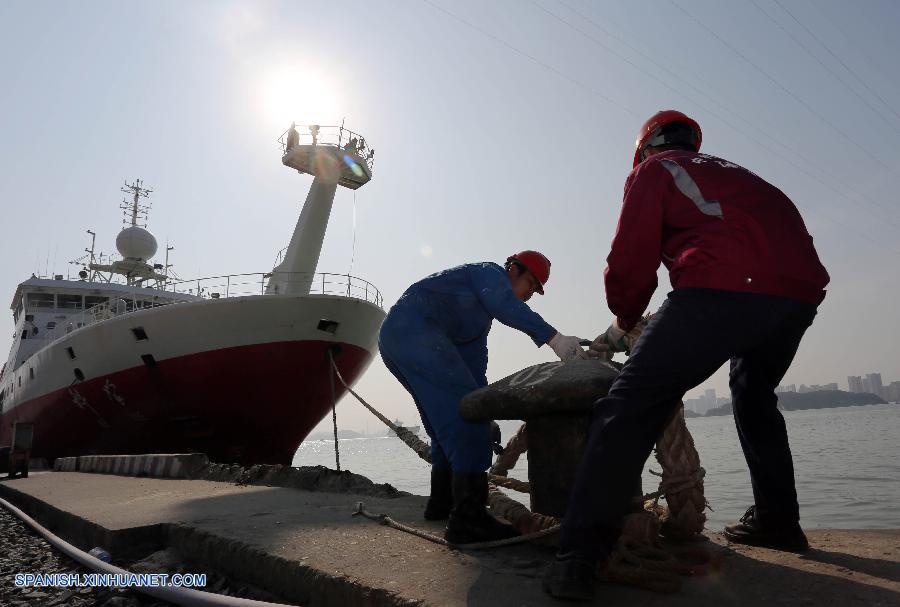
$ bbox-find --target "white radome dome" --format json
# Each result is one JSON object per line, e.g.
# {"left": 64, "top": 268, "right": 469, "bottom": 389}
{"left": 116, "top": 226, "right": 158, "bottom": 260}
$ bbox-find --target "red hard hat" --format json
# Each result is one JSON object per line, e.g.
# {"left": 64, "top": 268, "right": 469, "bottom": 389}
{"left": 633, "top": 110, "right": 702, "bottom": 168}
{"left": 507, "top": 250, "right": 551, "bottom": 294}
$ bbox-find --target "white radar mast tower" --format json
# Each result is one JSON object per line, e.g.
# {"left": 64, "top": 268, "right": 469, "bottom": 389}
{"left": 266, "top": 123, "right": 374, "bottom": 295}
{"left": 88, "top": 179, "right": 168, "bottom": 286}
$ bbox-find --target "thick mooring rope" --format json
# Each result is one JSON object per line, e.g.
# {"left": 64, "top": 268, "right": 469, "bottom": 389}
{"left": 352, "top": 502, "right": 560, "bottom": 549}
{"left": 649, "top": 407, "right": 708, "bottom": 540}
{"left": 329, "top": 357, "right": 432, "bottom": 462}
{"left": 327, "top": 350, "right": 342, "bottom": 472}
{"left": 490, "top": 423, "right": 528, "bottom": 477}
{"left": 484, "top": 415, "right": 710, "bottom": 594}
{"left": 330, "top": 356, "right": 711, "bottom": 592}
{"left": 329, "top": 357, "right": 530, "bottom": 492}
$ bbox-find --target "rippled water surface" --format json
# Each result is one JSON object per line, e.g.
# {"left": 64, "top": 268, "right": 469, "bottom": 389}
{"left": 294, "top": 403, "right": 900, "bottom": 530}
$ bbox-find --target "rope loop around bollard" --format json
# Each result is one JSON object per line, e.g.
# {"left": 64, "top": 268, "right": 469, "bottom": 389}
{"left": 336, "top": 359, "right": 714, "bottom": 592}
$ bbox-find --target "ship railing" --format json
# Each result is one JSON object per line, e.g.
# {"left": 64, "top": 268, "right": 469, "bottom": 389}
{"left": 277, "top": 124, "right": 375, "bottom": 172}
{"left": 163, "top": 272, "right": 384, "bottom": 308}
{"left": 34, "top": 298, "right": 171, "bottom": 348}
{"left": 30, "top": 273, "right": 383, "bottom": 347}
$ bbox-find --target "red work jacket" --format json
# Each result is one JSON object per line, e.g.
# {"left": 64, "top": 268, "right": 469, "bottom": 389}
{"left": 605, "top": 149, "right": 830, "bottom": 330}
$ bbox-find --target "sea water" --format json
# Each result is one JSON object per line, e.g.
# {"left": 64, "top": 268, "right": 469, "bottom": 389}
{"left": 294, "top": 403, "right": 900, "bottom": 530}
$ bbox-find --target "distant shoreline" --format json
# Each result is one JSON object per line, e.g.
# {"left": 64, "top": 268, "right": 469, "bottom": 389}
{"left": 688, "top": 390, "right": 890, "bottom": 418}
{"left": 309, "top": 392, "right": 893, "bottom": 437}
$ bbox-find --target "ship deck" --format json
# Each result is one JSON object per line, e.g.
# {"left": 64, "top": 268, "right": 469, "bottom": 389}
{"left": 2, "top": 470, "right": 897, "bottom": 606}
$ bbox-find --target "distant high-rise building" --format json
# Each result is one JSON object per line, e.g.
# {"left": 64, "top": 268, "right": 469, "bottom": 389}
{"left": 886, "top": 382, "right": 900, "bottom": 403}
{"left": 704, "top": 389, "right": 716, "bottom": 411}
{"left": 683, "top": 398, "right": 698, "bottom": 414}
{"left": 866, "top": 373, "right": 884, "bottom": 398}
{"left": 823, "top": 383, "right": 839, "bottom": 391}
{"left": 798, "top": 384, "right": 810, "bottom": 394}
{"left": 775, "top": 384, "right": 796, "bottom": 393}
{"left": 848, "top": 376, "right": 864, "bottom": 393}
{"left": 684, "top": 397, "right": 709, "bottom": 415}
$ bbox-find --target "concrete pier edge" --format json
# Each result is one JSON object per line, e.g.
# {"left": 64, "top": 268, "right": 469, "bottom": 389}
{"left": 53, "top": 453, "right": 210, "bottom": 479}
{"left": 4, "top": 457, "right": 899, "bottom": 606}
{"left": 52, "top": 453, "right": 407, "bottom": 500}
{"left": 3, "top": 463, "right": 421, "bottom": 606}
{"left": 166, "top": 523, "right": 418, "bottom": 606}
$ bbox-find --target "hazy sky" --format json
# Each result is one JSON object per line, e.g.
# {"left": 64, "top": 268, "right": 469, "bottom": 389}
{"left": 2, "top": 0, "right": 898, "bottom": 433}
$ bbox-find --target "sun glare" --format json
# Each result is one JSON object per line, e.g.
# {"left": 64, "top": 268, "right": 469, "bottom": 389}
{"left": 260, "top": 66, "right": 341, "bottom": 129}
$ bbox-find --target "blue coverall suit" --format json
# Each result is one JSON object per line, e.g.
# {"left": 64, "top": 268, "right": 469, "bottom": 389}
{"left": 379, "top": 263, "right": 556, "bottom": 473}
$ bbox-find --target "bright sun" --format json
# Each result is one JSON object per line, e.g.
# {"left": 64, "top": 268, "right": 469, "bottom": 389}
{"left": 260, "top": 65, "right": 341, "bottom": 128}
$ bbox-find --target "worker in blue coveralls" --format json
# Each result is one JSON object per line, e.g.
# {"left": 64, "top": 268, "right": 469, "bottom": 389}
{"left": 379, "top": 251, "right": 588, "bottom": 544}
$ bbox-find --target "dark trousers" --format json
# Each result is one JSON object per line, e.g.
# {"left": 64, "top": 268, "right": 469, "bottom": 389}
{"left": 558, "top": 288, "right": 817, "bottom": 562}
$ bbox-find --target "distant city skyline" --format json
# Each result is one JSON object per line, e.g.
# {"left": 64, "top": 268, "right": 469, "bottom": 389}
{"left": 686, "top": 370, "right": 899, "bottom": 414}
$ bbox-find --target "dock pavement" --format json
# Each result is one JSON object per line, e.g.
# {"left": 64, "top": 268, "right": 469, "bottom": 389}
{"left": 1, "top": 469, "right": 898, "bottom": 606}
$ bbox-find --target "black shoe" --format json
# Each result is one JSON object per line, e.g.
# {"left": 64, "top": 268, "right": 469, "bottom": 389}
{"left": 444, "top": 472, "right": 519, "bottom": 544}
{"left": 424, "top": 467, "right": 452, "bottom": 521}
{"left": 542, "top": 554, "right": 596, "bottom": 602}
{"left": 724, "top": 506, "right": 809, "bottom": 553}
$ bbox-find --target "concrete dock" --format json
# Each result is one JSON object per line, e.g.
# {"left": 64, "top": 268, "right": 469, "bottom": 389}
{"left": 1, "top": 470, "right": 898, "bottom": 606}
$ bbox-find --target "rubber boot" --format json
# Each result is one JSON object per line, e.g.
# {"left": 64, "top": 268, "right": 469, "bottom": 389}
{"left": 444, "top": 472, "right": 519, "bottom": 544}
{"left": 424, "top": 466, "right": 452, "bottom": 520}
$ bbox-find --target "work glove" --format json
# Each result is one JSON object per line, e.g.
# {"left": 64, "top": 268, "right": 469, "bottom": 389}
{"left": 589, "top": 317, "right": 649, "bottom": 357}
{"left": 548, "top": 332, "right": 588, "bottom": 362}
{"left": 490, "top": 421, "right": 504, "bottom": 456}
{"left": 585, "top": 339, "right": 615, "bottom": 361}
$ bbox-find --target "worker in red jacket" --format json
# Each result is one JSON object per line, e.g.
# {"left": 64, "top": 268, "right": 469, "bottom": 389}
{"left": 544, "top": 110, "right": 830, "bottom": 601}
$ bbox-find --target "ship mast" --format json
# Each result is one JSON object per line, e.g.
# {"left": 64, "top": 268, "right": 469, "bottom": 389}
{"left": 121, "top": 179, "right": 153, "bottom": 228}
{"left": 81, "top": 179, "right": 168, "bottom": 287}
{"left": 267, "top": 123, "right": 374, "bottom": 295}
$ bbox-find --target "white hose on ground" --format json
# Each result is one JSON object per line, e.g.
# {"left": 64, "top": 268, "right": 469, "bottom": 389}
{"left": 0, "top": 496, "right": 300, "bottom": 607}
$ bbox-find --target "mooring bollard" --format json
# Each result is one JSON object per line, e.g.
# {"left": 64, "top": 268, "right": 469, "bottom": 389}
{"left": 460, "top": 359, "right": 622, "bottom": 518}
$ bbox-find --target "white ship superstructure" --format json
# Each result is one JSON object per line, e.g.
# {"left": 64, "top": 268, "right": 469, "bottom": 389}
{"left": 0, "top": 125, "right": 385, "bottom": 464}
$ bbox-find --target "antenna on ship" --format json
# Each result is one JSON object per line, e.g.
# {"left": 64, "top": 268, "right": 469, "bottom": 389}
{"left": 267, "top": 122, "right": 374, "bottom": 295}
{"left": 164, "top": 243, "right": 174, "bottom": 278}
{"left": 85, "top": 230, "right": 97, "bottom": 281}
{"left": 121, "top": 179, "right": 153, "bottom": 227}
{"left": 79, "top": 179, "right": 169, "bottom": 287}
{"left": 68, "top": 229, "right": 98, "bottom": 281}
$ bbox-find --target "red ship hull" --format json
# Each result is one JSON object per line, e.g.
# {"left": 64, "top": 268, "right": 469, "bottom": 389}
{"left": 0, "top": 340, "right": 372, "bottom": 465}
